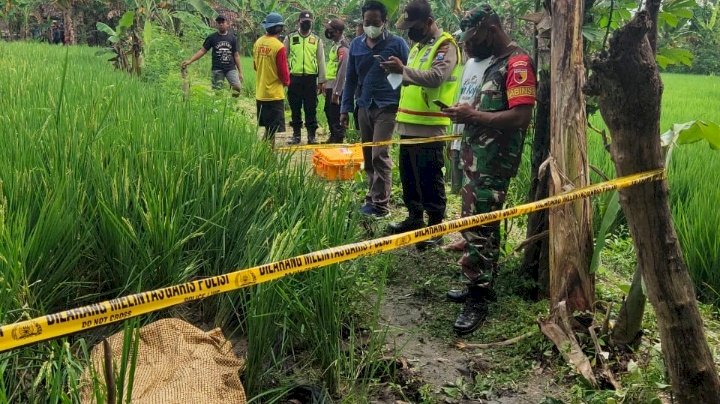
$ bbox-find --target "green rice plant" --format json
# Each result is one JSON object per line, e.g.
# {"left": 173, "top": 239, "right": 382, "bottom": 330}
{"left": 588, "top": 73, "right": 720, "bottom": 300}
{"left": 337, "top": 255, "right": 393, "bottom": 399}
{"left": 115, "top": 319, "right": 141, "bottom": 403}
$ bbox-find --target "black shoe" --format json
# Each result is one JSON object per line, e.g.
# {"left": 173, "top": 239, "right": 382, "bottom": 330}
{"left": 386, "top": 217, "right": 424, "bottom": 235}
{"left": 415, "top": 216, "right": 443, "bottom": 250}
{"left": 446, "top": 288, "right": 469, "bottom": 303}
{"left": 288, "top": 138, "right": 301, "bottom": 145}
{"left": 416, "top": 236, "right": 444, "bottom": 251}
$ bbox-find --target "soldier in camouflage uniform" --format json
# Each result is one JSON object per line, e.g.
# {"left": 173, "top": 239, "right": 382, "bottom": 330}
{"left": 442, "top": 5, "right": 536, "bottom": 334}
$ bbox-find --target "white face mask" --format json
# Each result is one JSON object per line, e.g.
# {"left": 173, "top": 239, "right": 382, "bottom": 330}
{"left": 363, "top": 24, "right": 383, "bottom": 39}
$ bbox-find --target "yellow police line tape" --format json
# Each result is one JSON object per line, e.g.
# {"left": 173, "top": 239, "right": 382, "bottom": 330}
{"left": 0, "top": 168, "right": 665, "bottom": 352}
{"left": 274, "top": 134, "right": 461, "bottom": 152}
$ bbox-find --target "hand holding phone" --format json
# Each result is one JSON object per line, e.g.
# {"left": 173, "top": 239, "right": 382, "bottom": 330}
{"left": 373, "top": 54, "right": 386, "bottom": 62}
{"left": 432, "top": 99, "right": 450, "bottom": 109}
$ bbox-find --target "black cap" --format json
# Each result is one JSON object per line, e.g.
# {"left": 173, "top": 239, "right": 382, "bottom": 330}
{"left": 396, "top": 0, "right": 432, "bottom": 29}
{"left": 299, "top": 11, "right": 313, "bottom": 21}
{"left": 215, "top": 14, "right": 227, "bottom": 22}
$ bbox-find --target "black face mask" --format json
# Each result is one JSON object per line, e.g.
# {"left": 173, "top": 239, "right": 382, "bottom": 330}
{"left": 300, "top": 21, "right": 311, "bottom": 31}
{"left": 324, "top": 29, "right": 334, "bottom": 39}
{"left": 472, "top": 44, "right": 493, "bottom": 60}
{"left": 407, "top": 26, "right": 427, "bottom": 42}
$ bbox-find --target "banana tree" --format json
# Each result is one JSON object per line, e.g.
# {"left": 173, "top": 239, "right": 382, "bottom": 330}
{"left": 97, "top": 10, "right": 140, "bottom": 74}
{"left": 95, "top": 0, "right": 165, "bottom": 74}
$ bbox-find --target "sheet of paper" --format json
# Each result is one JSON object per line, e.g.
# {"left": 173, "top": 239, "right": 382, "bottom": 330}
{"left": 386, "top": 73, "right": 403, "bottom": 90}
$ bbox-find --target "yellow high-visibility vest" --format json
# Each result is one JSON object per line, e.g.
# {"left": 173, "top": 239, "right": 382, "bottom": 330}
{"left": 288, "top": 32, "right": 319, "bottom": 75}
{"left": 397, "top": 32, "right": 461, "bottom": 126}
{"left": 326, "top": 43, "right": 341, "bottom": 80}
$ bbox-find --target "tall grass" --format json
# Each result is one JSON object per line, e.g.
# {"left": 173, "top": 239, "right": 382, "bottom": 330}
{"left": 588, "top": 73, "right": 720, "bottom": 301}
{"left": 0, "top": 41, "right": 379, "bottom": 400}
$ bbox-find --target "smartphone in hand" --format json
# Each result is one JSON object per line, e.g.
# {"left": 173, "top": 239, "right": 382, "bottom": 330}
{"left": 432, "top": 99, "right": 450, "bottom": 109}
{"left": 373, "top": 54, "right": 386, "bottom": 62}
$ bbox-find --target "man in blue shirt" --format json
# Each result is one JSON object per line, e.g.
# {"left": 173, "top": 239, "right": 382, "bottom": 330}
{"left": 341, "top": 0, "right": 409, "bottom": 218}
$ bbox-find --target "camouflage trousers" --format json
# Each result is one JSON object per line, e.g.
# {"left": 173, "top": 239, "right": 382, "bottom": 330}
{"left": 459, "top": 129, "right": 524, "bottom": 285}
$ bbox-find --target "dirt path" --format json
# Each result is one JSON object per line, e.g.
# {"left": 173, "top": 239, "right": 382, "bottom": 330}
{"left": 380, "top": 282, "right": 473, "bottom": 388}
{"left": 379, "top": 274, "right": 564, "bottom": 403}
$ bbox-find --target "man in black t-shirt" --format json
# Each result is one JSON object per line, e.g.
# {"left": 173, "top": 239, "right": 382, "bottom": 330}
{"left": 182, "top": 15, "right": 244, "bottom": 94}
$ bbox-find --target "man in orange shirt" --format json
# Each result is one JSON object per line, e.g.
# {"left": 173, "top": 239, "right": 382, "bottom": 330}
{"left": 253, "top": 13, "right": 291, "bottom": 142}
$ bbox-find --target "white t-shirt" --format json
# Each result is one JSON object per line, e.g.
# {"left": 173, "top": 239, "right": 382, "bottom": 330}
{"left": 451, "top": 57, "right": 492, "bottom": 150}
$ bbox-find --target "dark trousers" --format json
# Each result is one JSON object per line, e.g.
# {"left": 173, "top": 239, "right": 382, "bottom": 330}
{"left": 323, "top": 88, "right": 345, "bottom": 142}
{"left": 288, "top": 74, "right": 318, "bottom": 139}
{"left": 399, "top": 136, "right": 447, "bottom": 222}
{"left": 256, "top": 100, "right": 286, "bottom": 140}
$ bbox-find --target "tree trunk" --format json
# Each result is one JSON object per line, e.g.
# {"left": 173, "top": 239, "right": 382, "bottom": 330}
{"left": 63, "top": 7, "right": 75, "bottom": 45}
{"left": 75, "top": 10, "right": 84, "bottom": 44}
{"left": 584, "top": 6, "right": 720, "bottom": 402}
{"left": 131, "top": 32, "right": 142, "bottom": 76}
{"left": 23, "top": 13, "right": 30, "bottom": 40}
{"left": 548, "top": 0, "right": 594, "bottom": 313}
{"left": 521, "top": 69, "right": 551, "bottom": 299}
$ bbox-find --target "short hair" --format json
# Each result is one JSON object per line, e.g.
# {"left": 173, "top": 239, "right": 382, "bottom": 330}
{"left": 362, "top": 1, "right": 388, "bottom": 21}
{"left": 266, "top": 25, "right": 283, "bottom": 35}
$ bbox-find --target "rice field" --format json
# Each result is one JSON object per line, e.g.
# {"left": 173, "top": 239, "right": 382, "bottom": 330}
{"left": 0, "top": 42, "right": 384, "bottom": 401}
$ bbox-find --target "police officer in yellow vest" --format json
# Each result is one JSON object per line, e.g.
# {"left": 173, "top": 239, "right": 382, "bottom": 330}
{"left": 381, "top": 0, "right": 461, "bottom": 248}
{"left": 322, "top": 18, "right": 349, "bottom": 143}
{"left": 284, "top": 11, "right": 327, "bottom": 145}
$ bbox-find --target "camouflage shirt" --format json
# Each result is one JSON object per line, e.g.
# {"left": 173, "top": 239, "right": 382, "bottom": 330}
{"left": 461, "top": 46, "right": 537, "bottom": 178}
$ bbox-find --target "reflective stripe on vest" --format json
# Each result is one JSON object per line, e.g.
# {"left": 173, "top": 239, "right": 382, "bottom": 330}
{"left": 396, "top": 32, "right": 461, "bottom": 127}
{"left": 288, "top": 33, "right": 319, "bottom": 75}
{"left": 326, "top": 43, "right": 340, "bottom": 80}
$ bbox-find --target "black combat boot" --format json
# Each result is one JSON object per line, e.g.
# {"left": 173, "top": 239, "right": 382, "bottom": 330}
{"left": 416, "top": 215, "right": 444, "bottom": 251}
{"left": 446, "top": 287, "right": 469, "bottom": 303}
{"left": 386, "top": 214, "right": 424, "bottom": 235}
{"left": 453, "top": 286, "right": 496, "bottom": 335}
